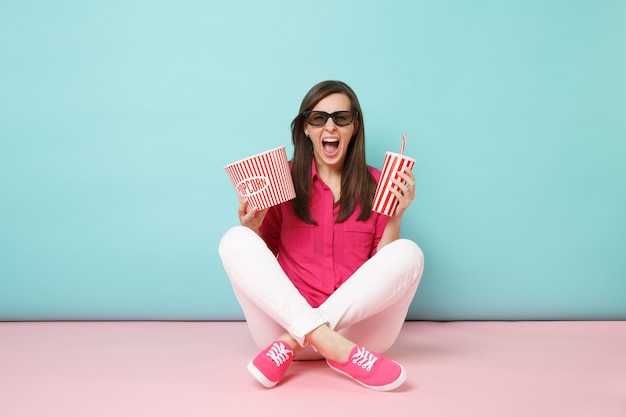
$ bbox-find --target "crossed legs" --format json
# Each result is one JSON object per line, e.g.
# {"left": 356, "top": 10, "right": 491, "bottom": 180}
{"left": 218, "top": 226, "right": 424, "bottom": 387}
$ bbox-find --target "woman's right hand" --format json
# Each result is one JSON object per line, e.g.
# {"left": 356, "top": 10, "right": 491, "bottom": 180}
{"left": 238, "top": 199, "right": 268, "bottom": 234}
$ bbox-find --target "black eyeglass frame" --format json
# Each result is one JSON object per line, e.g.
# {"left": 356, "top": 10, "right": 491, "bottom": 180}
{"left": 302, "top": 110, "right": 358, "bottom": 127}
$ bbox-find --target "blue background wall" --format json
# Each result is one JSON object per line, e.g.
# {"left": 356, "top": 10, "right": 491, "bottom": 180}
{"left": 1, "top": 0, "right": 625, "bottom": 321}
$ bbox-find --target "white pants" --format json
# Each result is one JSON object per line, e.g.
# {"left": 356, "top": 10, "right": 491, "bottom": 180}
{"left": 218, "top": 226, "right": 424, "bottom": 360}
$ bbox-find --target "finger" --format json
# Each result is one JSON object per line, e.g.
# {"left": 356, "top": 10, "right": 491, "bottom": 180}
{"left": 238, "top": 199, "right": 248, "bottom": 217}
{"left": 389, "top": 189, "right": 409, "bottom": 216}
{"left": 252, "top": 207, "right": 269, "bottom": 224}
{"left": 390, "top": 186, "right": 405, "bottom": 201}
{"left": 397, "top": 171, "right": 415, "bottom": 188}
{"left": 248, "top": 204, "right": 263, "bottom": 220}
{"left": 392, "top": 177, "right": 414, "bottom": 201}
{"left": 392, "top": 177, "right": 411, "bottom": 195}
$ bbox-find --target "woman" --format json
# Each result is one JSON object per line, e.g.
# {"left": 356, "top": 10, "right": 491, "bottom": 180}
{"left": 219, "top": 80, "right": 424, "bottom": 391}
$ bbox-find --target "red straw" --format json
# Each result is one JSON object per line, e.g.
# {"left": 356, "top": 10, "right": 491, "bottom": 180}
{"left": 400, "top": 132, "right": 406, "bottom": 155}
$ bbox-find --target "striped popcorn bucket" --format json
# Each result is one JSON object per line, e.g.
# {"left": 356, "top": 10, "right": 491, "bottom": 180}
{"left": 372, "top": 152, "right": 416, "bottom": 216}
{"left": 224, "top": 146, "right": 296, "bottom": 211}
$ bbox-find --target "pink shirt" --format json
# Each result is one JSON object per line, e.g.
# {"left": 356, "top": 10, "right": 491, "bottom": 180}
{"left": 259, "top": 162, "right": 389, "bottom": 308}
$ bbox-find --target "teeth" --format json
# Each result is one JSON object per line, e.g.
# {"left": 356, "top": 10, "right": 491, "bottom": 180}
{"left": 323, "top": 138, "right": 340, "bottom": 154}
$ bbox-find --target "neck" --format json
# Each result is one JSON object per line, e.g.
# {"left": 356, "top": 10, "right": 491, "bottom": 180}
{"left": 315, "top": 160, "right": 342, "bottom": 181}
{"left": 314, "top": 160, "right": 342, "bottom": 203}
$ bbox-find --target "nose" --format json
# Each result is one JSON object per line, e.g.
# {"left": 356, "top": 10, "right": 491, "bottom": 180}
{"left": 324, "top": 117, "right": 337, "bottom": 130}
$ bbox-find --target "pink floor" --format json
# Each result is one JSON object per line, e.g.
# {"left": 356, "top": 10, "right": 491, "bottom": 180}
{"left": 1, "top": 321, "right": 624, "bottom": 417}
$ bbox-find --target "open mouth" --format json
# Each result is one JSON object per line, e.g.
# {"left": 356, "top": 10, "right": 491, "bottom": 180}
{"left": 322, "top": 138, "right": 339, "bottom": 154}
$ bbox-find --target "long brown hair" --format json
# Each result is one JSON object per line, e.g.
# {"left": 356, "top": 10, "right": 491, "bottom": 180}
{"left": 290, "top": 80, "right": 376, "bottom": 224}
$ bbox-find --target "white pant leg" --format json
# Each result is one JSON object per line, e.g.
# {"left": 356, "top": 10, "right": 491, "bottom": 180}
{"left": 295, "top": 295, "right": 420, "bottom": 360}
{"left": 284, "top": 239, "right": 424, "bottom": 360}
{"left": 218, "top": 226, "right": 329, "bottom": 346}
{"left": 219, "top": 226, "right": 424, "bottom": 357}
{"left": 318, "top": 239, "right": 424, "bottom": 351}
{"left": 334, "top": 291, "right": 417, "bottom": 354}
{"left": 229, "top": 285, "right": 289, "bottom": 350}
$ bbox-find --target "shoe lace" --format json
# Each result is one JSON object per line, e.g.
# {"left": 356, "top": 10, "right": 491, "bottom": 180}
{"left": 266, "top": 342, "right": 292, "bottom": 366}
{"left": 351, "top": 346, "right": 378, "bottom": 371}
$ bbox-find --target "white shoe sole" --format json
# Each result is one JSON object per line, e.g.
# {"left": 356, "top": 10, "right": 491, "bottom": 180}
{"left": 247, "top": 360, "right": 278, "bottom": 388}
{"left": 326, "top": 361, "right": 407, "bottom": 392}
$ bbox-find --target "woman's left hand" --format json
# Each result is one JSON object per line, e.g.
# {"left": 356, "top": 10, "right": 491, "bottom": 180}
{"left": 376, "top": 168, "right": 416, "bottom": 251}
{"left": 390, "top": 169, "right": 416, "bottom": 218}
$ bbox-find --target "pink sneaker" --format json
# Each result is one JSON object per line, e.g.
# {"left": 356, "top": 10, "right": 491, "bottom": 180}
{"left": 326, "top": 346, "right": 406, "bottom": 391}
{"left": 247, "top": 341, "right": 293, "bottom": 388}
